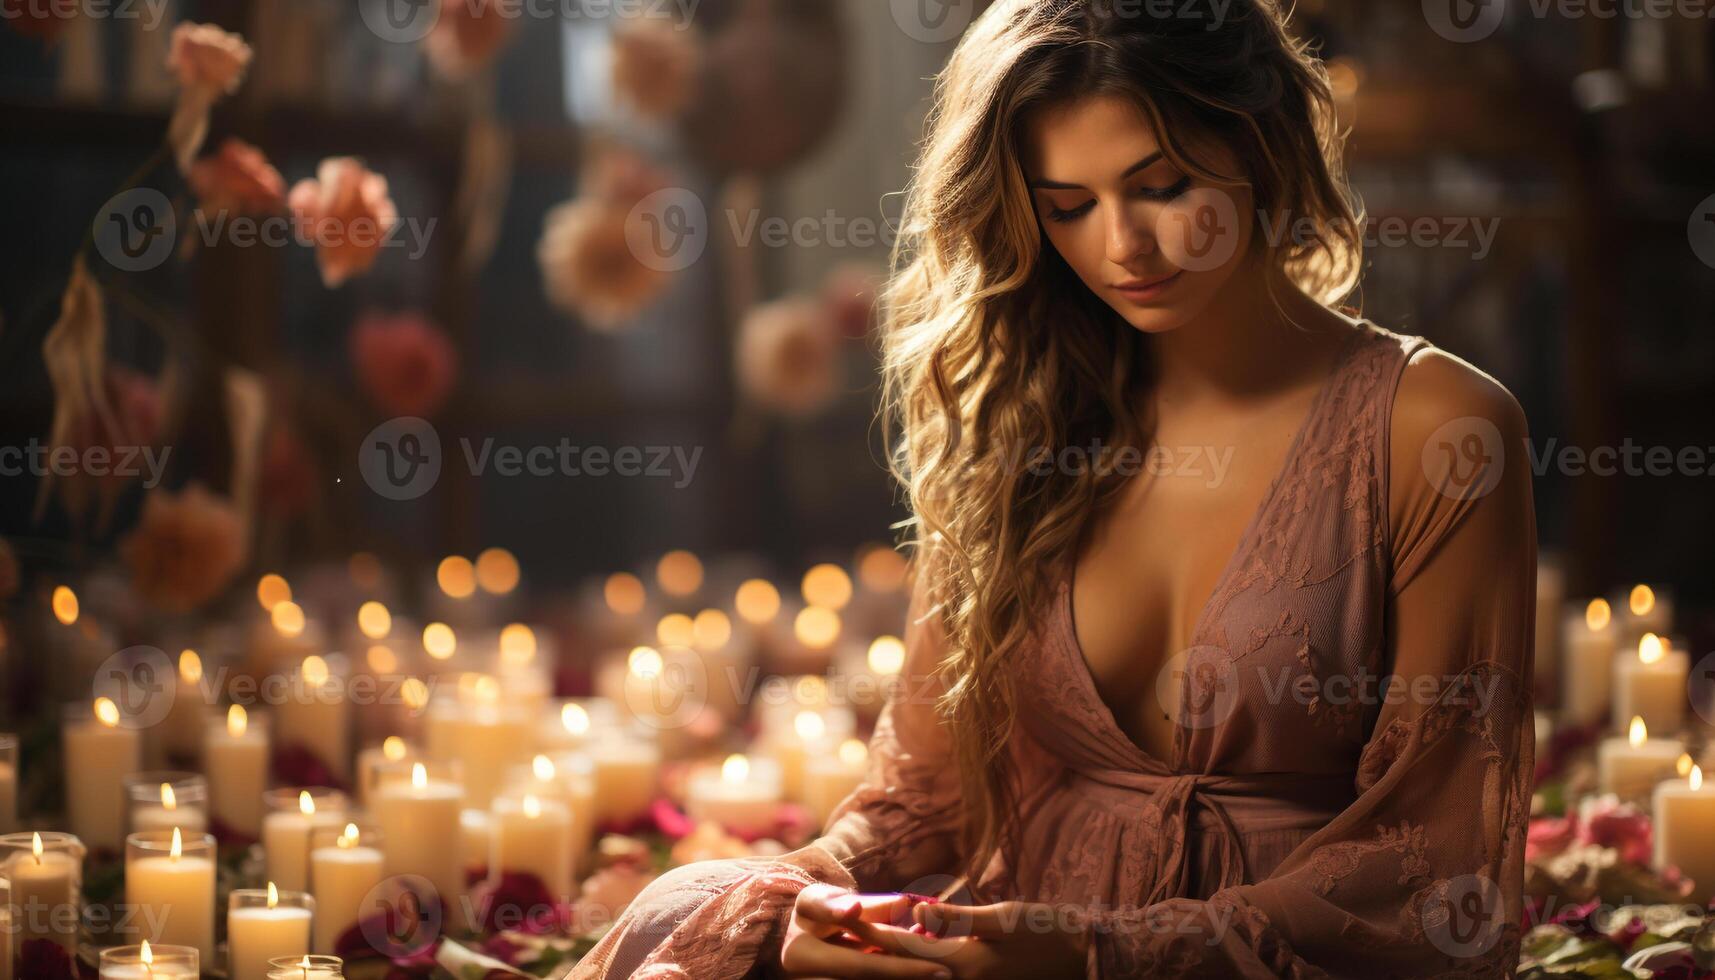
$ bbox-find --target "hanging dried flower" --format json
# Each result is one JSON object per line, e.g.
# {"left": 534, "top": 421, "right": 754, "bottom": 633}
{"left": 536, "top": 198, "right": 671, "bottom": 332}
{"left": 349, "top": 310, "right": 459, "bottom": 417}
{"left": 288, "top": 157, "right": 400, "bottom": 288}
{"left": 120, "top": 483, "right": 246, "bottom": 614}
{"left": 820, "top": 262, "right": 882, "bottom": 340}
{"left": 164, "top": 23, "right": 253, "bottom": 173}
{"left": 187, "top": 138, "right": 286, "bottom": 215}
{"left": 423, "top": 0, "right": 516, "bottom": 81}
{"left": 735, "top": 296, "right": 840, "bottom": 416}
{"left": 611, "top": 15, "right": 701, "bottom": 120}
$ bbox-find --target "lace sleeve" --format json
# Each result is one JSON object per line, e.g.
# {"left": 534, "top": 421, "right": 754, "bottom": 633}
{"left": 1084, "top": 352, "right": 1536, "bottom": 978}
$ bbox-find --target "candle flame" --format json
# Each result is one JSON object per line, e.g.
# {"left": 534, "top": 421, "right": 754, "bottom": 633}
{"left": 358, "top": 601, "right": 392, "bottom": 640}
{"left": 856, "top": 545, "right": 908, "bottom": 593}
{"left": 401, "top": 677, "right": 429, "bottom": 711}
{"left": 299, "top": 790, "right": 315, "bottom": 816}
{"left": 51, "top": 585, "right": 79, "bottom": 625}
{"left": 499, "top": 623, "right": 536, "bottom": 666}
{"left": 257, "top": 573, "right": 291, "bottom": 611}
{"left": 1694, "top": 765, "right": 1704, "bottom": 791}
{"left": 169, "top": 827, "right": 182, "bottom": 860}
{"left": 801, "top": 564, "right": 853, "bottom": 610}
{"left": 656, "top": 613, "right": 695, "bottom": 648}
{"left": 412, "top": 762, "right": 428, "bottom": 789}
{"left": 734, "top": 579, "right": 780, "bottom": 624}
{"left": 423, "top": 623, "right": 457, "bottom": 660}
{"left": 867, "top": 636, "right": 906, "bottom": 675}
{"left": 94, "top": 696, "right": 120, "bottom": 728}
{"left": 533, "top": 755, "right": 555, "bottom": 781}
{"left": 523, "top": 794, "right": 542, "bottom": 819}
{"left": 1678, "top": 753, "right": 1695, "bottom": 777}
{"left": 383, "top": 736, "right": 407, "bottom": 762}
{"left": 794, "top": 710, "right": 826, "bottom": 741}
{"left": 604, "top": 572, "right": 646, "bottom": 616}
{"left": 161, "top": 782, "right": 176, "bottom": 810}
{"left": 837, "top": 738, "right": 869, "bottom": 767}
{"left": 267, "top": 881, "right": 279, "bottom": 908}
{"left": 1629, "top": 716, "right": 1648, "bottom": 747}
{"left": 656, "top": 550, "right": 703, "bottom": 597}
{"left": 793, "top": 606, "right": 841, "bottom": 649}
{"left": 301, "top": 655, "right": 330, "bottom": 687}
{"left": 1585, "top": 598, "right": 1612, "bottom": 631}
{"left": 31, "top": 831, "right": 43, "bottom": 863}
{"left": 1639, "top": 633, "right": 1665, "bottom": 665}
{"left": 340, "top": 823, "right": 359, "bottom": 848}
{"left": 141, "top": 940, "right": 153, "bottom": 966}
{"left": 628, "top": 646, "right": 662, "bottom": 680}
{"left": 476, "top": 548, "right": 521, "bottom": 595}
{"left": 271, "top": 600, "right": 306, "bottom": 638}
{"left": 438, "top": 555, "right": 477, "bottom": 599}
{"left": 1630, "top": 584, "right": 1656, "bottom": 617}
{"left": 366, "top": 644, "right": 398, "bottom": 674}
{"left": 561, "top": 702, "right": 590, "bottom": 736}
{"left": 692, "top": 609, "right": 732, "bottom": 651}
{"left": 178, "top": 649, "right": 202, "bottom": 684}
{"left": 721, "top": 754, "right": 750, "bottom": 783}
{"left": 227, "top": 704, "right": 248, "bottom": 737}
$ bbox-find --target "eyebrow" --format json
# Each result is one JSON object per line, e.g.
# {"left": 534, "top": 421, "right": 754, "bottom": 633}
{"left": 1027, "top": 151, "right": 1165, "bottom": 190}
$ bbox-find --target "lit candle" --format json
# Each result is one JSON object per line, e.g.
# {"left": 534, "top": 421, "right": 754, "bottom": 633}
{"left": 449, "top": 690, "right": 531, "bottom": 810}
{"left": 490, "top": 794, "right": 573, "bottom": 901}
{"left": 1597, "top": 716, "right": 1683, "bottom": 799}
{"left": 262, "top": 790, "right": 347, "bottom": 894}
{"left": 205, "top": 706, "right": 270, "bottom": 837}
{"left": 686, "top": 755, "right": 783, "bottom": 837}
{"left": 581, "top": 731, "right": 661, "bottom": 825}
{"left": 460, "top": 808, "right": 491, "bottom": 878}
{"left": 126, "top": 774, "right": 209, "bottom": 834}
{"left": 276, "top": 656, "right": 352, "bottom": 782}
{"left": 1613, "top": 633, "right": 1689, "bottom": 736}
{"left": 263, "top": 953, "right": 343, "bottom": 978}
{"left": 153, "top": 650, "right": 212, "bottom": 767}
{"left": 308, "top": 823, "right": 383, "bottom": 955}
{"left": 802, "top": 738, "right": 870, "bottom": 827}
{"left": 99, "top": 941, "right": 199, "bottom": 979}
{"left": 64, "top": 698, "right": 142, "bottom": 852}
{"left": 1653, "top": 763, "right": 1715, "bottom": 904}
{"left": 1618, "top": 584, "right": 1673, "bottom": 645}
{"left": 373, "top": 762, "right": 465, "bottom": 930}
{"left": 126, "top": 828, "right": 217, "bottom": 963}
{"left": 1561, "top": 599, "right": 1619, "bottom": 726}
{"left": 355, "top": 736, "right": 415, "bottom": 808}
{"left": 1534, "top": 712, "right": 1554, "bottom": 762}
{"left": 1, "top": 832, "right": 84, "bottom": 957}
{"left": 0, "top": 733, "right": 17, "bottom": 834}
{"left": 765, "top": 707, "right": 855, "bottom": 801}
{"left": 228, "top": 883, "right": 314, "bottom": 980}
{"left": 535, "top": 699, "right": 617, "bottom": 755}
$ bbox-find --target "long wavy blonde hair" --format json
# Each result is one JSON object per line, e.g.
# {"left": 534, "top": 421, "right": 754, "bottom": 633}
{"left": 879, "top": 0, "right": 1364, "bottom": 888}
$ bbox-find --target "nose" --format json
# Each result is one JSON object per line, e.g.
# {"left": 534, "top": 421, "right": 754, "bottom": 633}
{"left": 1104, "top": 198, "right": 1157, "bottom": 267}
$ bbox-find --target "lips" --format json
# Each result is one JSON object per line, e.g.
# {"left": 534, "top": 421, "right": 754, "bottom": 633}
{"left": 1112, "top": 271, "right": 1181, "bottom": 290}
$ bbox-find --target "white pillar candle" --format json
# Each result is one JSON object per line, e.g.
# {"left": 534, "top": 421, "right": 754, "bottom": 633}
{"left": 228, "top": 884, "right": 314, "bottom": 980}
{"left": 99, "top": 942, "right": 199, "bottom": 979}
{"left": 262, "top": 790, "right": 348, "bottom": 894}
{"left": 1533, "top": 559, "right": 1564, "bottom": 703}
{"left": 355, "top": 737, "right": 414, "bottom": 808}
{"left": 1, "top": 832, "right": 84, "bottom": 957}
{"left": 1597, "top": 716, "right": 1683, "bottom": 799}
{"left": 460, "top": 809, "right": 491, "bottom": 877}
{"left": 1534, "top": 712, "right": 1554, "bottom": 762}
{"left": 451, "top": 700, "right": 532, "bottom": 810}
{"left": 126, "top": 775, "right": 209, "bottom": 835}
{"left": 152, "top": 651, "right": 212, "bottom": 767}
{"left": 535, "top": 699, "right": 618, "bottom": 755}
{"left": 802, "top": 738, "right": 870, "bottom": 828}
{"left": 764, "top": 707, "right": 855, "bottom": 801}
{"left": 0, "top": 734, "right": 18, "bottom": 834}
{"left": 263, "top": 952, "right": 343, "bottom": 977}
{"left": 276, "top": 656, "right": 352, "bottom": 782}
{"left": 1653, "top": 764, "right": 1715, "bottom": 903}
{"left": 206, "top": 706, "right": 270, "bottom": 837}
{"left": 686, "top": 755, "right": 782, "bottom": 837}
{"left": 126, "top": 829, "right": 217, "bottom": 964}
{"left": 518, "top": 755, "right": 597, "bottom": 876}
{"left": 490, "top": 794, "right": 573, "bottom": 901}
{"left": 373, "top": 763, "right": 465, "bottom": 930}
{"left": 1613, "top": 634, "right": 1689, "bottom": 737}
{"left": 582, "top": 734, "right": 661, "bottom": 825}
{"left": 308, "top": 823, "right": 384, "bottom": 954}
{"left": 1561, "top": 599, "right": 1619, "bottom": 726}
{"left": 64, "top": 699, "right": 142, "bottom": 852}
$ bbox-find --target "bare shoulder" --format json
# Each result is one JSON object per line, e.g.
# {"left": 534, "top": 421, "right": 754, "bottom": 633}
{"left": 1386, "top": 344, "right": 1532, "bottom": 526}
{"left": 1392, "top": 346, "right": 1530, "bottom": 451}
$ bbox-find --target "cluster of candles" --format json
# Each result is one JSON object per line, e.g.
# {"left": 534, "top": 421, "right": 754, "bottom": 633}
{"left": 1533, "top": 573, "right": 1715, "bottom": 898}
{"left": 4, "top": 545, "right": 908, "bottom": 977}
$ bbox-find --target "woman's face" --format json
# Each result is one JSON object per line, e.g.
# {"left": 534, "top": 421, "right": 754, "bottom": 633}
{"left": 1021, "top": 94, "right": 1256, "bottom": 334}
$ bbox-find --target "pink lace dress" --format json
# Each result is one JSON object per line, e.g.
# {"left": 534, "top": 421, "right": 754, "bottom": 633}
{"left": 572, "top": 321, "right": 1536, "bottom": 979}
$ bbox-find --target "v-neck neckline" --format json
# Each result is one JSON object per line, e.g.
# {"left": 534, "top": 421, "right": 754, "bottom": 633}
{"left": 1061, "top": 320, "right": 1374, "bottom": 772}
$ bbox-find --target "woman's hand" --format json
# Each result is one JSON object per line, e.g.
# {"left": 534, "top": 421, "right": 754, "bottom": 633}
{"left": 778, "top": 883, "right": 954, "bottom": 979}
{"left": 869, "top": 900, "right": 1088, "bottom": 979}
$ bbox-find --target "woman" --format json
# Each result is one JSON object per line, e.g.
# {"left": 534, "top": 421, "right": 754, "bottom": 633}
{"left": 574, "top": 1, "right": 1534, "bottom": 976}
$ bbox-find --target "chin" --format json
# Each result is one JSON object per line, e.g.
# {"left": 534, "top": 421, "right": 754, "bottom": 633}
{"left": 1108, "top": 288, "right": 1219, "bottom": 334}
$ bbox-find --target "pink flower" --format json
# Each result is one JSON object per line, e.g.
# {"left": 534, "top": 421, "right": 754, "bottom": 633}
{"left": 188, "top": 139, "right": 285, "bottom": 215}
{"left": 166, "top": 22, "right": 252, "bottom": 96}
{"left": 1576, "top": 796, "right": 1654, "bottom": 867}
{"left": 424, "top": 0, "right": 516, "bottom": 80}
{"left": 120, "top": 483, "right": 246, "bottom": 615}
{"left": 611, "top": 16, "right": 701, "bottom": 120}
{"left": 536, "top": 199, "right": 671, "bottom": 331}
{"left": 349, "top": 311, "right": 458, "bottom": 417}
{"left": 734, "top": 296, "right": 840, "bottom": 415}
{"left": 288, "top": 158, "right": 400, "bottom": 287}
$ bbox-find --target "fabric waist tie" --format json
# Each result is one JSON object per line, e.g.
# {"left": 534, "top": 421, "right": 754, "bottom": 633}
{"left": 1068, "top": 768, "right": 1355, "bottom": 905}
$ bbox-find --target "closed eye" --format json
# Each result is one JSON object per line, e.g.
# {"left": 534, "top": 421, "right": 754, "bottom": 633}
{"left": 1042, "top": 176, "right": 1195, "bottom": 224}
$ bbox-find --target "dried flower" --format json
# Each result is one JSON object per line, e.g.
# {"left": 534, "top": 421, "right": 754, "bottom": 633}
{"left": 120, "top": 483, "right": 245, "bottom": 614}
{"left": 288, "top": 158, "right": 400, "bottom": 288}
{"left": 424, "top": 0, "right": 516, "bottom": 80}
{"left": 734, "top": 296, "right": 840, "bottom": 415}
{"left": 349, "top": 311, "right": 458, "bottom": 417}
{"left": 187, "top": 139, "right": 285, "bottom": 215}
{"left": 611, "top": 16, "right": 701, "bottom": 120}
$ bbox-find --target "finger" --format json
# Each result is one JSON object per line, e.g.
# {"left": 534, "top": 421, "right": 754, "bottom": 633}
{"left": 781, "top": 930, "right": 954, "bottom": 980}
{"left": 841, "top": 920, "right": 974, "bottom": 963}
{"left": 914, "top": 901, "right": 1024, "bottom": 940}
{"left": 799, "top": 887, "right": 919, "bottom": 929}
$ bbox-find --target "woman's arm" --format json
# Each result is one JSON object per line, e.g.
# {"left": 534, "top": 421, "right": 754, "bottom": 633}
{"left": 1076, "top": 350, "right": 1536, "bottom": 977}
